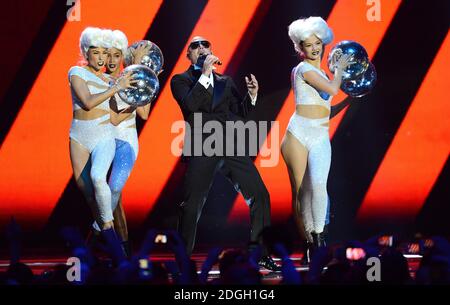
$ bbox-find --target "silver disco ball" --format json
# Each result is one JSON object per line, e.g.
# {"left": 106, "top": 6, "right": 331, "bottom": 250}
{"left": 341, "top": 62, "right": 377, "bottom": 97}
{"left": 117, "top": 64, "right": 159, "bottom": 107}
{"left": 124, "top": 40, "right": 164, "bottom": 75}
{"left": 327, "top": 40, "right": 369, "bottom": 80}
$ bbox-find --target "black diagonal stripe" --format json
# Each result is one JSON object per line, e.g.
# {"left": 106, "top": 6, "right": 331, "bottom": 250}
{"left": 136, "top": 0, "right": 208, "bottom": 133}
{"left": 415, "top": 156, "right": 450, "bottom": 236}
{"left": 329, "top": 0, "right": 450, "bottom": 242}
{"left": 44, "top": 0, "right": 208, "bottom": 236}
{"left": 142, "top": 0, "right": 337, "bottom": 244}
{"left": 0, "top": 0, "right": 55, "bottom": 101}
{"left": 0, "top": 0, "right": 67, "bottom": 146}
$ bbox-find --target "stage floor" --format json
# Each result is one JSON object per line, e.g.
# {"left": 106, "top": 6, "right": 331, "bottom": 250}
{"left": 0, "top": 252, "right": 422, "bottom": 284}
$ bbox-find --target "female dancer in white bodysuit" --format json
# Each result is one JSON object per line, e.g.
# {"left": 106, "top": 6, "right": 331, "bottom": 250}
{"left": 91, "top": 30, "right": 151, "bottom": 256}
{"left": 281, "top": 17, "right": 352, "bottom": 249}
{"left": 68, "top": 27, "right": 135, "bottom": 233}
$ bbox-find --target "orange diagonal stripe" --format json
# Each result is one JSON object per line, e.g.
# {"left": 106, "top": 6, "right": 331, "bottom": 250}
{"left": 123, "top": 0, "right": 262, "bottom": 224}
{"left": 0, "top": 0, "right": 163, "bottom": 227}
{"left": 357, "top": 31, "right": 450, "bottom": 222}
{"left": 229, "top": 0, "right": 401, "bottom": 222}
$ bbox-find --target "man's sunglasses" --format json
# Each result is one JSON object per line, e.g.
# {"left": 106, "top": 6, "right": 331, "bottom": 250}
{"left": 189, "top": 40, "right": 211, "bottom": 49}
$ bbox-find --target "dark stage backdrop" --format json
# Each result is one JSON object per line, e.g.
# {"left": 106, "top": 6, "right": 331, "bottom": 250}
{"left": 0, "top": 0, "right": 448, "bottom": 250}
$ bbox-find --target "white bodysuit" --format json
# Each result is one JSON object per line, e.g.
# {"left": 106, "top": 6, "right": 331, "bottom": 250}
{"left": 286, "top": 61, "right": 332, "bottom": 235}
{"left": 68, "top": 66, "right": 116, "bottom": 225}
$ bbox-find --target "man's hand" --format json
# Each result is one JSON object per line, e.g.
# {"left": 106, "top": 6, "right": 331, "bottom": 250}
{"left": 201, "top": 54, "right": 219, "bottom": 77}
{"left": 245, "top": 74, "right": 258, "bottom": 99}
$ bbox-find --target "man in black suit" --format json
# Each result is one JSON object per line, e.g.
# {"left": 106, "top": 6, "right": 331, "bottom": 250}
{"left": 170, "top": 36, "right": 279, "bottom": 271}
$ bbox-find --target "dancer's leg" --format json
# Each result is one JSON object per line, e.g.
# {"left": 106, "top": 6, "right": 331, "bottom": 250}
{"left": 90, "top": 138, "right": 116, "bottom": 229}
{"left": 307, "top": 135, "right": 331, "bottom": 234}
{"left": 300, "top": 164, "right": 314, "bottom": 242}
{"left": 109, "top": 140, "right": 136, "bottom": 212}
{"left": 281, "top": 131, "right": 310, "bottom": 240}
{"left": 69, "top": 139, "right": 98, "bottom": 222}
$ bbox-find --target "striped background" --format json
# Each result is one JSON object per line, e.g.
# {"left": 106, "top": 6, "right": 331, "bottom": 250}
{"left": 0, "top": 0, "right": 448, "bottom": 247}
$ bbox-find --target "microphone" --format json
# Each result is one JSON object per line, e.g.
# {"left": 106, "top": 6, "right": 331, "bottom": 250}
{"left": 197, "top": 54, "right": 222, "bottom": 67}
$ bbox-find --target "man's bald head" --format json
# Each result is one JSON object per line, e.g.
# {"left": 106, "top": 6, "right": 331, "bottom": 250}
{"left": 187, "top": 36, "right": 212, "bottom": 65}
{"left": 190, "top": 36, "right": 209, "bottom": 44}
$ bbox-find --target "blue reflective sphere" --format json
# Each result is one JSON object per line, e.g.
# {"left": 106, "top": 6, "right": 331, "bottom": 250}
{"left": 124, "top": 40, "right": 164, "bottom": 75}
{"left": 341, "top": 62, "right": 377, "bottom": 97}
{"left": 327, "top": 40, "right": 369, "bottom": 80}
{"left": 117, "top": 64, "right": 160, "bottom": 106}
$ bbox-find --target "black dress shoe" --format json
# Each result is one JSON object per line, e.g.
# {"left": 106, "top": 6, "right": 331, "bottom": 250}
{"left": 258, "top": 256, "right": 281, "bottom": 272}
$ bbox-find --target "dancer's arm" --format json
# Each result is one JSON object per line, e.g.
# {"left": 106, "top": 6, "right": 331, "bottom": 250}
{"left": 109, "top": 95, "right": 137, "bottom": 126}
{"left": 166, "top": 230, "right": 197, "bottom": 284}
{"left": 199, "top": 247, "right": 222, "bottom": 284}
{"left": 110, "top": 101, "right": 150, "bottom": 126}
{"left": 130, "top": 43, "right": 158, "bottom": 121}
{"left": 302, "top": 54, "right": 352, "bottom": 96}
{"left": 70, "top": 72, "right": 136, "bottom": 110}
{"left": 136, "top": 103, "right": 151, "bottom": 120}
{"left": 130, "top": 41, "right": 151, "bottom": 65}
{"left": 330, "top": 98, "right": 351, "bottom": 119}
{"left": 133, "top": 44, "right": 154, "bottom": 121}
{"left": 272, "top": 243, "right": 301, "bottom": 284}
{"left": 110, "top": 46, "right": 154, "bottom": 124}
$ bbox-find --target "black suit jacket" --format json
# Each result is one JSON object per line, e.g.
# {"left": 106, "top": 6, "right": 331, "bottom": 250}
{"left": 170, "top": 65, "right": 256, "bottom": 159}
